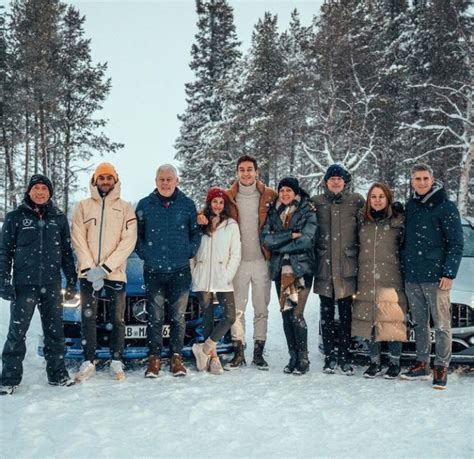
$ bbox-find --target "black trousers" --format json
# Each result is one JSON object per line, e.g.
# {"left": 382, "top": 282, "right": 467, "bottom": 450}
{"left": 198, "top": 291, "right": 236, "bottom": 343}
{"left": 80, "top": 279, "right": 126, "bottom": 361}
{"left": 1, "top": 283, "right": 68, "bottom": 385}
{"left": 275, "top": 274, "right": 312, "bottom": 354}
{"left": 319, "top": 294, "right": 353, "bottom": 363}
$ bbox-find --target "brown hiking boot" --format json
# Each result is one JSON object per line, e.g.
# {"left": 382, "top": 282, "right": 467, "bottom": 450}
{"left": 400, "top": 361, "right": 431, "bottom": 380}
{"left": 170, "top": 353, "right": 187, "bottom": 377}
{"left": 433, "top": 366, "right": 448, "bottom": 390}
{"left": 145, "top": 355, "right": 161, "bottom": 378}
{"left": 224, "top": 340, "right": 246, "bottom": 370}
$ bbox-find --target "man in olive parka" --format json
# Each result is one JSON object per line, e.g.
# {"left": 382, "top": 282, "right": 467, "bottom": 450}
{"left": 311, "top": 164, "right": 365, "bottom": 375}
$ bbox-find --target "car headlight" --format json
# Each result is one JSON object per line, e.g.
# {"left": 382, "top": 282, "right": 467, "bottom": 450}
{"left": 61, "top": 291, "right": 80, "bottom": 308}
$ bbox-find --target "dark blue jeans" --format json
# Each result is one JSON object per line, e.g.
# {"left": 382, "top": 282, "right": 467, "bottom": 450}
{"left": 145, "top": 267, "right": 191, "bottom": 357}
{"left": 80, "top": 279, "right": 126, "bottom": 361}
{"left": 1, "top": 283, "right": 68, "bottom": 385}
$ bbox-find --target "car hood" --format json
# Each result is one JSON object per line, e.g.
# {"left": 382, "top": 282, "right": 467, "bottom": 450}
{"left": 452, "top": 256, "right": 474, "bottom": 309}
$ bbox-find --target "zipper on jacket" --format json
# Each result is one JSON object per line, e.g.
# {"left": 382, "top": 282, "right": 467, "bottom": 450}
{"left": 97, "top": 197, "right": 106, "bottom": 265}
{"left": 208, "top": 231, "right": 214, "bottom": 292}
{"left": 373, "top": 223, "right": 378, "bottom": 327}
{"left": 39, "top": 213, "right": 44, "bottom": 285}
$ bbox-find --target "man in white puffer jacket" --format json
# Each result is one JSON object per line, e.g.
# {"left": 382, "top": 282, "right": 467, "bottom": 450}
{"left": 191, "top": 187, "right": 241, "bottom": 374}
{"left": 72, "top": 163, "right": 137, "bottom": 382}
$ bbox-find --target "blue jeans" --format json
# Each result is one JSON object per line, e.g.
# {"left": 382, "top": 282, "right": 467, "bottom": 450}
{"left": 145, "top": 267, "right": 191, "bottom": 357}
{"left": 80, "top": 279, "right": 126, "bottom": 361}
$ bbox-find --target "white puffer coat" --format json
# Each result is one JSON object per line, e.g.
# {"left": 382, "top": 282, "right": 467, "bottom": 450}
{"left": 191, "top": 218, "right": 241, "bottom": 292}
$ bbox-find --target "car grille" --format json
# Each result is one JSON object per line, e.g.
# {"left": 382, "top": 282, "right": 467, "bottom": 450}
{"left": 96, "top": 294, "right": 201, "bottom": 325}
{"left": 451, "top": 303, "right": 474, "bottom": 328}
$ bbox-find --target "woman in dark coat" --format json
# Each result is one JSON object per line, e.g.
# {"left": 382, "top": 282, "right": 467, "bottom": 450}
{"left": 261, "top": 178, "right": 318, "bottom": 375}
{"left": 352, "top": 183, "right": 407, "bottom": 379}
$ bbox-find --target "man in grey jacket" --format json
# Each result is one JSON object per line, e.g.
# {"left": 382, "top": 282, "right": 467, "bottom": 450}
{"left": 311, "top": 164, "right": 365, "bottom": 375}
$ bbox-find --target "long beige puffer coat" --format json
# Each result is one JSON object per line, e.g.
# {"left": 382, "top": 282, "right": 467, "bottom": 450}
{"left": 351, "top": 210, "right": 407, "bottom": 342}
{"left": 311, "top": 188, "right": 365, "bottom": 299}
{"left": 71, "top": 181, "right": 137, "bottom": 282}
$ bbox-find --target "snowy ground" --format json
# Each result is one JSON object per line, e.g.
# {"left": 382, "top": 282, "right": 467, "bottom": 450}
{"left": 0, "top": 293, "right": 473, "bottom": 459}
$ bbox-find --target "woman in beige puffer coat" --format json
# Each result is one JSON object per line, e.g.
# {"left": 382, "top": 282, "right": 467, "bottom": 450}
{"left": 352, "top": 183, "right": 407, "bottom": 380}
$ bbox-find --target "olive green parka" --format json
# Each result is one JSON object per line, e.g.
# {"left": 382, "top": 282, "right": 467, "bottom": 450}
{"left": 311, "top": 188, "right": 365, "bottom": 299}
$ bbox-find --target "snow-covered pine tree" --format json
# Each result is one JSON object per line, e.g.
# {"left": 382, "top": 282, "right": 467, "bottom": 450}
{"left": 402, "top": 0, "right": 472, "bottom": 211}
{"left": 267, "top": 9, "right": 316, "bottom": 190}
{"left": 301, "top": 1, "right": 378, "bottom": 189}
{"left": 175, "top": 0, "right": 241, "bottom": 202}
{"left": 2, "top": 0, "right": 121, "bottom": 212}
{"left": 230, "top": 12, "right": 285, "bottom": 186}
{"left": 57, "top": 6, "right": 123, "bottom": 214}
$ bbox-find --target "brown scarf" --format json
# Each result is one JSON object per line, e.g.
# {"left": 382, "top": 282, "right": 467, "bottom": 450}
{"left": 276, "top": 197, "right": 304, "bottom": 312}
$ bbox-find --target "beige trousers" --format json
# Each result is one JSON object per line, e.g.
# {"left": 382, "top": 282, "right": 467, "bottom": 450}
{"left": 231, "top": 259, "right": 271, "bottom": 343}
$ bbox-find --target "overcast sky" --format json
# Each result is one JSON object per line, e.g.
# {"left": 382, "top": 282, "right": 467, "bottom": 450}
{"left": 65, "top": 1, "right": 324, "bottom": 202}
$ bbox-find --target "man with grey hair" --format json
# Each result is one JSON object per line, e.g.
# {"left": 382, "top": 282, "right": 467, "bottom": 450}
{"left": 136, "top": 164, "right": 201, "bottom": 377}
{"left": 400, "top": 163, "right": 463, "bottom": 389}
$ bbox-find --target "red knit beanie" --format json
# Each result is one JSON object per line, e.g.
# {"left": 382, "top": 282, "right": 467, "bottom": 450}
{"left": 206, "top": 187, "right": 228, "bottom": 203}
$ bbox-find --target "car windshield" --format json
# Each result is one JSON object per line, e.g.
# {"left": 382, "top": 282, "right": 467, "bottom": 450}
{"left": 462, "top": 224, "right": 474, "bottom": 257}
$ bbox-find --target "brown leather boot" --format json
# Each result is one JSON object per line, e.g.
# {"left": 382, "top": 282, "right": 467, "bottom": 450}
{"left": 224, "top": 341, "right": 246, "bottom": 370}
{"left": 170, "top": 353, "right": 187, "bottom": 377}
{"left": 145, "top": 355, "right": 161, "bottom": 378}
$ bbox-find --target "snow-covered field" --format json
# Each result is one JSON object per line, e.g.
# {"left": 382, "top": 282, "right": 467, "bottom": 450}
{"left": 1, "top": 293, "right": 473, "bottom": 459}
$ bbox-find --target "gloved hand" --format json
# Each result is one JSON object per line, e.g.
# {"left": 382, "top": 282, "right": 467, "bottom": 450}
{"left": 0, "top": 283, "right": 15, "bottom": 301}
{"left": 86, "top": 266, "right": 107, "bottom": 283}
{"left": 92, "top": 279, "right": 104, "bottom": 292}
{"left": 64, "top": 282, "right": 77, "bottom": 301}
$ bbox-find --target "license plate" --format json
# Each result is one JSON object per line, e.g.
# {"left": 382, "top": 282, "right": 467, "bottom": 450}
{"left": 124, "top": 325, "right": 170, "bottom": 339}
{"left": 408, "top": 329, "right": 435, "bottom": 343}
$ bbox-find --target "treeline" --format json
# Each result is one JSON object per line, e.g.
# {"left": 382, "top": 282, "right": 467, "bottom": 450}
{"left": 176, "top": 0, "right": 473, "bottom": 215}
{"left": 0, "top": 0, "right": 121, "bottom": 218}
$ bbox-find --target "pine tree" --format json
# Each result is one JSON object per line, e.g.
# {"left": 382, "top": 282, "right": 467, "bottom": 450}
{"left": 57, "top": 5, "right": 123, "bottom": 213}
{"left": 2, "top": 0, "right": 122, "bottom": 212}
{"left": 232, "top": 12, "right": 284, "bottom": 185}
{"left": 175, "top": 0, "right": 241, "bottom": 202}
{"left": 402, "top": 0, "right": 472, "bottom": 207}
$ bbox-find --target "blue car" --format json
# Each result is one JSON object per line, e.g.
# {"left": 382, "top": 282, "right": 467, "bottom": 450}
{"left": 37, "top": 252, "right": 233, "bottom": 360}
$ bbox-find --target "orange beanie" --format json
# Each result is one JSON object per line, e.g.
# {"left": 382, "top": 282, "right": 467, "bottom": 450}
{"left": 93, "top": 162, "right": 118, "bottom": 184}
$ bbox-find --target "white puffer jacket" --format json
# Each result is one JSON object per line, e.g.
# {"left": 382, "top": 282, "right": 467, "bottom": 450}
{"left": 191, "top": 218, "right": 241, "bottom": 292}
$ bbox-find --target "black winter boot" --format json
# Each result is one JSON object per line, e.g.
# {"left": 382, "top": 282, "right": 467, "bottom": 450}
{"left": 293, "top": 351, "right": 310, "bottom": 375}
{"left": 252, "top": 340, "right": 269, "bottom": 370}
{"left": 283, "top": 351, "right": 298, "bottom": 374}
{"left": 224, "top": 341, "right": 246, "bottom": 370}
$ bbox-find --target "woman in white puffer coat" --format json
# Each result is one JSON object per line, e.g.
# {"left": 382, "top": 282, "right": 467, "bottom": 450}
{"left": 192, "top": 187, "right": 241, "bottom": 374}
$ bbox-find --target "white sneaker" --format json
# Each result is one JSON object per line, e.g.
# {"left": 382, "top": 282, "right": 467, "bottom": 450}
{"left": 192, "top": 343, "right": 211, "bottom": 371}
{"left": 0, "top": 385, "right": 17, "bottom": 395}
{"left": 75, "top": 360, "right": 96, "bottom": 383}
{"left": 209, "top": 356, "right": 224, "bottom": 375}
{"left": 110, "top": 360, "right": 126, "bottom": 381}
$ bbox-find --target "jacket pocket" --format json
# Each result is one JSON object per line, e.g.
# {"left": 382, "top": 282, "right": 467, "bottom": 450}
{"left": 315, "top": 248, "right": 329, "bottom": 279}
{"left": 342, "top": 247, "right": 358, "bottom": 278}
{"left": 425, "top": 247, "right": 443, "bottom": 261}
